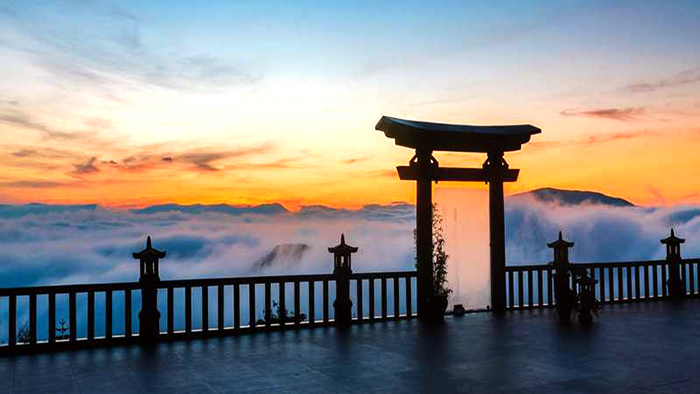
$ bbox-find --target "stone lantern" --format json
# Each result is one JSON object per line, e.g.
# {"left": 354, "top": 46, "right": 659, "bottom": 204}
{"left": 329, "top": 234, "right": 357, "bottom": 328}
{"left": 661, "top": 229, "right": 685, "bottom": 298}
{"left": 133, "top": 236, "right": 166, "bottom": 341}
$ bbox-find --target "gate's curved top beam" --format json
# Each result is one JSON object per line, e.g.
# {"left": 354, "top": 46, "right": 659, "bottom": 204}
{"left": 375, "top": 115, "right": 540, "bottom": 153}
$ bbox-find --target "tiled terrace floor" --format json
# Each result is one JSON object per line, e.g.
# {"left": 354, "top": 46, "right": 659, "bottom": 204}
{"left": 2, "top": 300, "right": 699, "bottom": 394}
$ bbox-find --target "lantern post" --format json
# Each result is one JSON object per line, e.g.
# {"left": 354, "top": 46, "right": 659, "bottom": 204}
{"left": 133, "top": 236, "right": 166, "bottom": 342}
{"left": 329, "top": 234, "right": 357, "bottom": 328}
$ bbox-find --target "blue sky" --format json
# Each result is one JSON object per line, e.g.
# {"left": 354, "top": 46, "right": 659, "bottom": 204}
{"left": 1, "top": 0, "right": 699, "bottom": 207}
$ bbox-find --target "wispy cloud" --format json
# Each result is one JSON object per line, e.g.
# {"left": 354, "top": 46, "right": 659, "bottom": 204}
{"left": 0, "top": 110, "right": 89, "bottom": 140}
{"left": 0, "top": 180, "right": 72, "bottom": 189}
{"left": 341, "top": 155, "right": 374, "bottom": 164}
{"left": 560, "top": 107, "right": 646, "bottom": 122}
{"left": 179, "top": 144, "right": 274, "bottom": 172}
{"left": 0, "top": 3, "right": 263, "bottom": 95}
{"left": 73, "top": 157, "right": 99, "bottom": 175}
{"left": 528, "top": 130, "right": 657, "bottom": 150}
{"left": 580, "top": 130, "right": 657, "bottom": 146}
{"left": 625, "top": 67, "right": 700, "bottom": 93}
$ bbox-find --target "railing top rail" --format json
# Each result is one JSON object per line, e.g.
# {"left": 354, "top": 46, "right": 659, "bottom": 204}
{"left": 0, "top": 281, "right": 139, "bottom": 296}
{"left": 157, "top": 270, "right": 416, "bottom": 288}
{"left": 505, "top": 258, "right": 699, "bottom": 272}
{"left": 0, "top": 270, "right": 418, "bottom": 295}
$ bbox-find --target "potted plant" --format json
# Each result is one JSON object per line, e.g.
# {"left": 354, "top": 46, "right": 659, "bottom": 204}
{"left": 416, "top": 204, "right": 452, "bottom": 322}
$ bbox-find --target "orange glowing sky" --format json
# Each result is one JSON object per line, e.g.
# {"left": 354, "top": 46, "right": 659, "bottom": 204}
{"left": 1, "top": 1, "right": 699, "bottom": 209}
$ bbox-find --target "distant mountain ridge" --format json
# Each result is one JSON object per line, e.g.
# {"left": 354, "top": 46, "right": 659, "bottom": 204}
{"left": 0, "top": 188, "right": 637, "bottom": 220}
{"left": 131, "top": 203, "right": 289, "bottom": 215}
{"left": 511, "top": 188, "right": 635, "bottom": 207}
{"left": 0, "top": 203, "right": 98, "bottom": 218}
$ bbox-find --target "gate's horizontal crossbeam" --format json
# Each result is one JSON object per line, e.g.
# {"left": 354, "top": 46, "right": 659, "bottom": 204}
{"left": 396, "top": 166, "right": 519, "bottom": 182}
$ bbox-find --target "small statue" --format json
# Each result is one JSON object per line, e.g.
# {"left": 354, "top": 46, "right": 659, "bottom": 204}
{"left": 572, "top": 267, "right": 600, "bottom": 324}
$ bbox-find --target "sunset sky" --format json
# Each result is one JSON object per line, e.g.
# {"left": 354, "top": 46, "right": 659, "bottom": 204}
{"left": 1, "top": 0, "right": 699, "bottom": 209}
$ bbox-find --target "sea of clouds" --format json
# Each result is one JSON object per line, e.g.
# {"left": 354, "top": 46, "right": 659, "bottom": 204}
{"left": 2, "top": 189, "right": 700, "bottom": 340}
{"left": 1, "top": 190, "right": 700, "bottom": 290}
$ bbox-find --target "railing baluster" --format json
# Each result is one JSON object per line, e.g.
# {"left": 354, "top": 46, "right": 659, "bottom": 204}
{"left": 357, "top": 279, "right": 363, "bottom": 322}
{"left": 608, "top": 267, "right": 614, "bottom": 303}
{"left": 9, "top": 294, "right": 16, "bottom": 346}
{"left": 634, "top": 265, "right": 641, "bottom": 300}
{"left": 185, "top": 286, "right": 192, "bottom": 333}
{"left": 29, "top": 293, "right": 37, "bottom": 344}
{"left": 617, "top": 267, "right": 623, "bottom": 301}
{"left": 626, "top": 266, "right": 632, "bottom": 301}
{"left": 279, "top": 281, "right": 286, "bottom": 328}
{"left": 689, "top": 263, "right": 696, "bottom": 296}
{"left": 652, "top": 264, "right": 659, "bottom": 298}
{"left": 527, "top": 269, "right": 534, "bottom": 309}
{"left": 48, "top": 292, "right": 56, "bottom": 343}
{"left": 105, "top": 290, "right": 112, "bottom": 339}
{"left": 599, "top": 267, "right": 605, "bottom": 303}
{"left": 249, "top": 282, "right": 256, "bottom": 328}
{"left": 218, "top": 284, "right": 224, "bottom": 331}
{"left": 265, "top": 282, "right": 271, "bottom": 328}
{"left": 537, "top": 269, "right": 544, "bottom": 307}
{"left": 308, "top": 281, "right": 315, "bottom": 326}
{"left": 124, "top": 290, "right": 132, "bottom": 338}
{"left": 202, "top": 286, "right": 209, "bottom": 332}
{"left": 661, "top": 263, "right": 668, "bottom": 298}
{"left": 681, "top": 262, "right": 687, "bottom": 291}
{"left": 547, "top": 269, "right": 553, "bottom": 306}
{"left": 643, "top": 265, "right": 650, "bottom": 299}
{"left": 518, "top": 270, "right": 524, "bottom": 309}
{"left": 69, "top": 292, "right": 77, "bottom": 342}
{"left": 393, "top": 277, "right": 400, "bottom": 319}
{"left": 405, "top": 276, "right": 412, "bottom": 317}
{"left": 381, "top": 277, "right": 388, "bottom": 318}
{"left": 508, "top": 270, "right": 515, "bottom": 308}
{"left": 233, "top": 283, "right": 240, "bottom": 330}
{"left": 167, "top": 287, "right": 174, "bottom": 334}
{"left": 87, "top": 291, "right": 94, "bottom": 341}
{"left": 293, "top": 281, "right": 300, "bottom": 328}
{"left": 323, "top": 280, "right": 329, "bottom": 324}
{"left": 369, "top": 279, "right": 375, "bottom": 321}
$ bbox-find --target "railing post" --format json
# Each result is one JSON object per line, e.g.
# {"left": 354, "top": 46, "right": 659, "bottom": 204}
{"left": 133, "top": 236, "right": 166, "bottom": 342}
{"left": 661, "top": 229, "right": 685, "bottom": 298}
{"left": 329, "top": 234, "right": 357, "bottom": 328}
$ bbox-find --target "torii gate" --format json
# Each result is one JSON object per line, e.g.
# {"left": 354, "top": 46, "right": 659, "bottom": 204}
{"left": 375, "top": 116, "right": 540, "bottom": 316}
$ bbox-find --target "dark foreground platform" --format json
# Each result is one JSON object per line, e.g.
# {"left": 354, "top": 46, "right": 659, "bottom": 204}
{"left": 2, "top": 300, "right": 699, "bottom": 394}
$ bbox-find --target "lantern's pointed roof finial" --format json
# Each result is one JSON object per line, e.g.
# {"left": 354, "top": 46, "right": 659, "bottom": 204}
{"left": 328, "top": 233, "right": 358, "bottom": 254}
{"left": 548, "top": 230, "right": 574, "bottom": 248}
{"left": 661, "top": 228, "right": 685, "bottom": 245}
{"left": 133, "top": 235, "right": 166, "bottom": 259}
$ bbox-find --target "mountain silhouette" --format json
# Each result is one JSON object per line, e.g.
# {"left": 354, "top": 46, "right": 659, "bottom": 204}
{"left": 0, "top": 188, "right": 636, "bottom": 221}
{"left": 0, "top": 203, "right": 98, "bottom": 218}
{"left": 511, "top": 188, "right": 634, "bottom": 207}
{"left": 131, "top": 203, "right": 288, "bottom": 215}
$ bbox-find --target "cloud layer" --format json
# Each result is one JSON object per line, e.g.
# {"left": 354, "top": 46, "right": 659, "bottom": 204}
{"left": 2, "top": 192, "right": 700, "bottom": 341}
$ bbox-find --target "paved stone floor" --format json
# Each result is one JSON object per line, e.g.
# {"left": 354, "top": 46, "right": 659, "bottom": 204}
{"left": 1, "top": 300, "right": 699, "bottom": 394}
